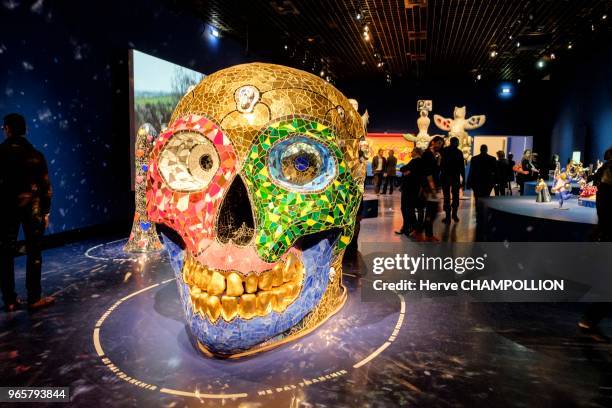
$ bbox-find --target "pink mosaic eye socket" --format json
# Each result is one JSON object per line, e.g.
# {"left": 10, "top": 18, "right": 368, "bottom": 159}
{"left": 157, "top": 131, "right": 220, "bottom": 192}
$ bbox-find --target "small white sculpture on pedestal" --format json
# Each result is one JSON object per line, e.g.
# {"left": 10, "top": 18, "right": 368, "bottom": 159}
{"left": 434, "top": 106, "right": 486, "bottom": 161}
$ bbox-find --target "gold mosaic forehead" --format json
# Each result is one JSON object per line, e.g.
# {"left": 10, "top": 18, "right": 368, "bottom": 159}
{"left": 171, "top": 63, "right": 365, "bottom": 166}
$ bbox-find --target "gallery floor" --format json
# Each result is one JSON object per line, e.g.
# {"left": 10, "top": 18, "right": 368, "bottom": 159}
{"left": 1, "top": 191, "right": 611, "bottom": 407}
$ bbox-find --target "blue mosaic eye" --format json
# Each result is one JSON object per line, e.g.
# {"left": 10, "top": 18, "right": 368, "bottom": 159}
{"left": 268, "top": 135, "right": 337, "bottom": 192}
{"left": 293, "top": 155, "right": 311, "bottom": 172}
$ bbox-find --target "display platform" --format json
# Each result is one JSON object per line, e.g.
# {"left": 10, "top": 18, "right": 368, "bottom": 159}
{"left": 578, "top": 196, "right": 597, "bottom": 208}
{"left": 93, "top": 247, "right": 405, "bottom": 401}
{"left": 476, "top": 196, "right": 597, "bottom": 242}
{"left": 361, "top": 193, "right": 379, "bottom": 218}
{"left": 523, "top": 180, "right": 581, "bottom": 196}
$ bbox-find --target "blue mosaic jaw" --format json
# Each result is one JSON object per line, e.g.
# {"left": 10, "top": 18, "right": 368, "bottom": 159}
{"left": 162, "top": 234, "right": 334, "bottom": 355}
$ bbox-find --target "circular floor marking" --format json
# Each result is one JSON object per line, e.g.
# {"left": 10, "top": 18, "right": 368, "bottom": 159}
{"left": 93, "top": 277, "right": 405, "bottom": 400}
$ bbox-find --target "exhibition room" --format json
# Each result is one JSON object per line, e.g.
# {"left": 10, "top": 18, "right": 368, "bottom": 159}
{"left": 1, "top": 0, "right": 611, "bottom": 406}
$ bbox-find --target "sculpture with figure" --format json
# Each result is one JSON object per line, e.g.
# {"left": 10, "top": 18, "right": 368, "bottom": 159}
{"left": 434, "top": 106, "right": 486, "bottom": 161}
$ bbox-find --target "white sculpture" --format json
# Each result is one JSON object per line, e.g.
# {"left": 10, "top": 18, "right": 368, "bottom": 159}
{"left": 403, "top": 110, "right": 439, "bottom": 150}
{"left": 349, "top": 98, "right": 371, "bottom": 184}
{"left": 434, "top": 106, "right": 486, "bottom": 161}
{"left": 349, "top": 98, "right": 369, "bottom": 133}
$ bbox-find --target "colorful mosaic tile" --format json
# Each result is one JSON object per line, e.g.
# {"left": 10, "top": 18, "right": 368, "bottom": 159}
{"left": 242, "top": 117, "right": 360, "bottom": 261}
{"left": 124, "top": 123, "right": 163, "bottom": 252}
{"left": 146, "top": 63, "right": 364, "bottom": 356}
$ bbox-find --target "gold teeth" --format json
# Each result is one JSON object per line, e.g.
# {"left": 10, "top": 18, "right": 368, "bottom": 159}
{"left": 182, "top": 253, "right": 305, "bottom": 323}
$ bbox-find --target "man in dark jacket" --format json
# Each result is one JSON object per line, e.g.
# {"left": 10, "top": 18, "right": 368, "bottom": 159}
{"left": 440, "top": 137, "right": 465, "bottom": 223}
{"left": 507, "top": 152, "right": 516, "bottom": 194}
{"left": 382, "top": 150, "right": 398, "bottom": 195}
{"left": 467, "top": 144, "right": 497, "bottom": 209}
{"left": 371, "top": 149, "right": 386, "bottom": 195}
{"left": 419, "top": 136, "right": 444, "bottom": 241}
{"left": 592, "top": 148, "right": 612, "bottom": 241}
{"left": 578, "top": 147, "right": 612, "bottom": 341}
{"left": 395, "top": 147, "right": 425, "bottom": 235}
{"left": 494, "top": 150, "right": 510, "bottom": 196}
{"left": 0, "top": 113, "right": 54, "bottom": 312}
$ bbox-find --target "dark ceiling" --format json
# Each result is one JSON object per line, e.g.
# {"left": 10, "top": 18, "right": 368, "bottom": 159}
{"left": 178, "top": 0, "right": 611, "bottom": 82}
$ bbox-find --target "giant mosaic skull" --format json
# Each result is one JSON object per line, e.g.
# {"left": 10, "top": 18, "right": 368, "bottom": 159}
{"left": 146, "top": 63, "right": 364, "bottom": 357}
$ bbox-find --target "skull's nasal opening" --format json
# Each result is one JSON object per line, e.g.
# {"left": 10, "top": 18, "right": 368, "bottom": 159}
{"left": 216, "top": 175, "right": 255, "bottom": 246}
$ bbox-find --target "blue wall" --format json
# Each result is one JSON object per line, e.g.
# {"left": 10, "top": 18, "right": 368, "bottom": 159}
{"left": 0, "top": 0, "right": 261, "bottom": 234}
{"left": 550, "top": 46, "right": 612, "bottom": 164}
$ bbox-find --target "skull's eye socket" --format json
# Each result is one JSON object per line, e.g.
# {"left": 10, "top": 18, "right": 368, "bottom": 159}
{"left": 158, "top": 131, "right": 220, "bottom": 191}
{"left": 199, "top": 154, "right": 213, "bottom": 170}
{"left": 293, "top": 155, "right": 311, "bottom": 172}
{"left": 268, "top": 135, "right": 337, "bottom": 192}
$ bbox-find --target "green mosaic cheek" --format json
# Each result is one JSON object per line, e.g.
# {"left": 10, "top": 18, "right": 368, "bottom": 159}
{"left": 242, "top": 118, "right": 361, "bottom": 262}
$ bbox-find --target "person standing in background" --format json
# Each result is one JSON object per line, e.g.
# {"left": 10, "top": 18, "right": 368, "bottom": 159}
{"left": 382, "top": 150, "right": 397, "bottom": 195}
{"left": 494, "top": 150, "right": 510, "bottom": 196}
{"left": 440, "top": 137, "right": 465, "bottom": 224}
{"left": 591, "top": 147, "right": 612, "bottom": 241}
{"left": 419, "top": 136, "right": 444, "bottom": 242}
{"left": 516, "top": 149, "right": 537, "bottom": 195}
{"left": 372, "top": 149, "right": 386, "bottom": 195}
{"left": 467, "top": 144, "right": 497, "bottom": 209}
{"left": 0, "top": 113, "right": 54, "bottom": 312}
{"left": 507, "top": 152, "right": 516, "bottom": 194}
{"left": 548, "top": 154, "right": 560, "bottom": 180}
{"left": 531, "top": 152, "right": 541, "bottom": 177}
{"left": 578, "top": 147, "right": 612, "bottom": 341}
{"left": 395, "top": 147, "right": 425, "bottom": 236}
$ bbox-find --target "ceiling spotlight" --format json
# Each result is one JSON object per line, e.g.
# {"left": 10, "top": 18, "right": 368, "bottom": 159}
{"left": 602, "top": 14, "right": 607, "bottom": 20}
{"left": 364, "top": 25, "right": 370, "bottom": 32}
{"left": 592, "top": 24, "right": 596, "bottom": 31}
{"left": 567, "top": 43, "right": 573, "bottom": 49}
{"left": 537, "top": 60, "right": 545, "bottom": 68}
{"left": 320, "top": 70, "right": 325, "bottom": 77}
{"left": 210, "top": 26, "right": 220, "bottom": 38}
{"left": 363, "top": 32, "right": 370, "bottom": 41}
{"left": 284, "top": 44, "right": 288, "bottom": 50}
{"left": 509, "top": 35, "right": 513, "bottom": 40}
{"left": 550, "top": 53, "right": 556, "bottom": 60}
{"left": 490, "top": 50, "right": 498, "bottom": 58}
{"left": 516, "top": 41, "right": 521, "bottom": 48}
{"left": 325, "top": 75, "right": 331, "bottom": 82}
{"left": 517, "top": 78, "right": 522, "bottom": 84}
{"left": 356, "top": 12, "right": 362, "bottom": 20}
{"left": 476, "top": 74, "right": 482, "bottom": 80}
{"left": 498, "top": 82, "right": 514, "bottom": 98}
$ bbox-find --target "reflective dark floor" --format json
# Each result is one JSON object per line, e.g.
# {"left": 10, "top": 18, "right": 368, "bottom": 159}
{"left": 1, "top": 190, "right": 611, "bottom": 407}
